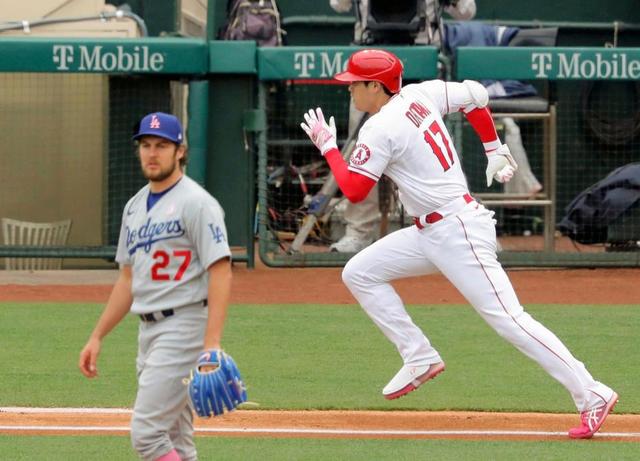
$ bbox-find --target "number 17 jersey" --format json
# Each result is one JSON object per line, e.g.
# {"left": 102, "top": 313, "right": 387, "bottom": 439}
{"left": 348, "top": 80, "right": 474, "bottom": 217}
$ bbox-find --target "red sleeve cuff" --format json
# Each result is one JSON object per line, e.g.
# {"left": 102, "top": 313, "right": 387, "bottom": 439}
{"left": 464, "top": 107, "right": 500, "bottom": 151}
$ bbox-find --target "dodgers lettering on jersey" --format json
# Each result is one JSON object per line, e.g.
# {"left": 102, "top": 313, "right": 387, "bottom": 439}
{"left": 126, "top": 217, "right": 185, "bottom": 255}
{"left": 116, "top": 176, "right": 231, "bottom": 314}
{"left": 347, "top": 80, "right": 477, "bottom": 217}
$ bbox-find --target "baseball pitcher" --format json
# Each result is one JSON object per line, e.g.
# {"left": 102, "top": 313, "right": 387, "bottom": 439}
{"left": 79, "top": 112, "right": 240, "bottom": 461}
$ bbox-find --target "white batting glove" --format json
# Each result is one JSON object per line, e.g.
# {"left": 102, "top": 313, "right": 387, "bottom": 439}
{"left": 300, "top": 107, "right": 338, "bottom": 155}
{"left": 485, "top": 144, "right": 518, "bottom": 187}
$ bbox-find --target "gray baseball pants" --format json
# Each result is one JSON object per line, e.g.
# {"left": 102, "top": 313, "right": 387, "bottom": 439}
{"left": 130, "top": 302, "right": 207, "bottom": 461}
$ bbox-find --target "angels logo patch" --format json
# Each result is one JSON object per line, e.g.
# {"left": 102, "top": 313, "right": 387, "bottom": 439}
{"left": 350, "top": 143, "right": 371, "bottom": 166}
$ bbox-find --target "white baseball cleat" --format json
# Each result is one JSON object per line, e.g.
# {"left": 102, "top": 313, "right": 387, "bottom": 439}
{"left": 382, "top": 362, "right": 445, "bottom": 400}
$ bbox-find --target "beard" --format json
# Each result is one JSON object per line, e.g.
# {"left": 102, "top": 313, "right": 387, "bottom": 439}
{"left": 141, "top": 150, "right": 179, "bottom": 182}
{"left": 142, "top": 161, "right": 178, "bottom": 182}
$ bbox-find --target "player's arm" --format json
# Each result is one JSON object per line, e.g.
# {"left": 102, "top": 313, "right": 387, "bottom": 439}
{"left": 188, "top": 199, "right": 232, "bottom": 351}
{"left": 78, "top": 265, "right": 133, "bottom": 378}
{"left": 324, "top": 148, "right": 376, "bottom": 203}
{"left": 301, "top": 107, "right": 376, "bottom": 203}
{"left": 425, "top": 80, "right": 518, "bottom": 186}
{"left": 427, "top": 79, "right": 500, "bottom": 150}
{"left": 203, "top": 257, "right": 232, "bottom": 350}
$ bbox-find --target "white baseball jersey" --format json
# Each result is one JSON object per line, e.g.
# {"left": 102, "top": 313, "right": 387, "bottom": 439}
{"left": 116, "top": 175, "right": 231, "bottom": 314}
{"left": 347, "top": 80, "right": 480, "bottom": 217}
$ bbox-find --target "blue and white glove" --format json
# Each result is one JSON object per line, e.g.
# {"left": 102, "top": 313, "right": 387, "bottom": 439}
{"left": 187, "top": 349, "right": 247, "bottom": 418}
{"left": 300, "top": 107, "right": 338, "bottom": 155}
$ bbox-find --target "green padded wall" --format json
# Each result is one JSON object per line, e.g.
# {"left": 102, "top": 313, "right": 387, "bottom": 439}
{"left": 206, "top": 75, "right": 256, "bottom": 260}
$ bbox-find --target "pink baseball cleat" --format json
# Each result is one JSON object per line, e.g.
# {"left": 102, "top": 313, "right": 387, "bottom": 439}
{"left": 382, "top": 362, "right": 445, "bottom": 400}
{"left": 568, "top": 392, "right": 619, "bottom": 439}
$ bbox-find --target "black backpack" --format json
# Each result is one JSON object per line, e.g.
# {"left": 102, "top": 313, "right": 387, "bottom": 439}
{"left": 220, "top": 0, "right": 284, "bottom": 47}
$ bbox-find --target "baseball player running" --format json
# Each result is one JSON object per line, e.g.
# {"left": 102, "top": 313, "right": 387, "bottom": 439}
{"left": 79, "top": 112, "right": 232, "bottom": 460}
{"left": 301, "top": 49, "right": 617, "bottom": 439}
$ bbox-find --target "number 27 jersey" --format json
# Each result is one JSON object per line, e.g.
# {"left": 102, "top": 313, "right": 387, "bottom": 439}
{"left": 348, "top": 80, "right": 473, "bottom": 217}
{"left": 115, "top": 176, "right": 231, "bottom": 314}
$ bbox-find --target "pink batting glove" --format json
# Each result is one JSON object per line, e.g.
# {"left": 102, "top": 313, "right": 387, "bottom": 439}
{"left": 300, "top": 107, "right": 338, "bottom": 155}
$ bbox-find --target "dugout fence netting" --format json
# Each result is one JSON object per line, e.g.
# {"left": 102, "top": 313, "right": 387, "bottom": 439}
{"left": 257, "top": 76, "right": 640, "bottom": 267}
{"left": 0, "top": 71, "right": 189, "bottom": 268}
{"left": 260, "top": 81, "right": 351, "bottom": 255}
{"left": 2, "top": 42, "right": 640, "bottom": 269}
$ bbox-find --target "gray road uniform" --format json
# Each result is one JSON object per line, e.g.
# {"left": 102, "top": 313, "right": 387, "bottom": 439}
{"left": 116, "top": 175, "right": 231, "bottom": 461}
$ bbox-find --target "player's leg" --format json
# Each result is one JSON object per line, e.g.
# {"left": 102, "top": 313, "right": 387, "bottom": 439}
{"left": 342, "top": 226, "right": 443, "bottom": 367}
{"left": 130, "top": 305, "right": 206, "bottom": 460}
{"left": 428, "top": 204, "right": 614, "bottom": 412}
{"left": 332, "top": 188, "right": 379, "bottom": 252}
{"left": 169, "top": 405, "right": 197, "bottom": 461}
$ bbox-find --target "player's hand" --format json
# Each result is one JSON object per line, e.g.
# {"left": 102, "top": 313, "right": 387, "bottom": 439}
{"left": 485, "top": 144, "right": 518, "bottom": 187}
{"left": 79, "top": 337, "right": 101, "bottom": 378}
{"left": 300, "top": 107, "right": 338, "bottom": 155}
{"left": 330, "top": 0, "right": 352, "bottom": 13}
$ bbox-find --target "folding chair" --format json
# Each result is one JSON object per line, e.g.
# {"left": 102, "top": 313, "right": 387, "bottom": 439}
{"left": 1, "top": 218, "right": 72, "bottom": 270}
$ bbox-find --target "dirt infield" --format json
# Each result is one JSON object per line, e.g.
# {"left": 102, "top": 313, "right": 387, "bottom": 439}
{"left": 1, "top": 265, "right": 639, "bottom": 305}
{"left": 1, "top": 265, "right": 639, "bottom": 441}
{"left": 1, "top": 408, "right": 639, "bottom": 441}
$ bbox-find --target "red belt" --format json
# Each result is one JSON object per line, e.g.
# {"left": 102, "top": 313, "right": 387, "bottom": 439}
{"left": 413, "top": 194, "right": 474, "bottom": 229}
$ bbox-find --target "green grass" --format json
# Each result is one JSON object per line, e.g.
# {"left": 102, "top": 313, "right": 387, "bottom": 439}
{"left": 1, "top": 302, "right": 638, "bottom": 460}
{"left": 0, "top": 302, "right": 638, "bottom": 413}
{"left": 0, "top": 436, "right": 638, "bottom": 461}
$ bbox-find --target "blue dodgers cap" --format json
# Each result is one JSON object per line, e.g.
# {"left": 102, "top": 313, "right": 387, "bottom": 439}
{"left": 133, "top": 112, "right": 184, "bottom": 143}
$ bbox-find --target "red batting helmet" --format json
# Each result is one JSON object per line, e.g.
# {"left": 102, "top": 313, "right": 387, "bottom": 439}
{"left": 334, "top": 49, "right": 404, "bottom": 94}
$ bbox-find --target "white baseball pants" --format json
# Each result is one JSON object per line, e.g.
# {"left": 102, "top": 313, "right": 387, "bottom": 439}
{"left": 342, "top": 200, "right": 613, "bottom": 411}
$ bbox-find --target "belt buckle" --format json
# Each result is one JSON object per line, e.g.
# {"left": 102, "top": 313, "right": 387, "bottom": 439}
{"left": 140, "top": 313, "right": 155, "bottom": 322}
{"left": 425, "top": 212, "right": 443, "bottom": 224}
{"left": 414, "top": 211, "right": 444, "bottom": 229}
{"left": 414, "top": 194, "right": 474, "bottom": 230}
{"left": 140, "top": 309, "right": 174, "bottom": 322}
{"left": 140, "top": 301, "right": 205, "bottom": 322}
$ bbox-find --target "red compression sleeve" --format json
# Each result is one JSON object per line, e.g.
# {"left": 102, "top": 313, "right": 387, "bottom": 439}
{"left": 464, "top": 107, "right": 501, "bottom": 152}
{"left": 324, "top": 148, "right": 376, "bottom": 203}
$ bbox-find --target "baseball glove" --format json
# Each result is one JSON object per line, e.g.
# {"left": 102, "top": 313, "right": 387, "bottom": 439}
{"left": 187, "top": 349, "right": 247, "bottom": 418}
